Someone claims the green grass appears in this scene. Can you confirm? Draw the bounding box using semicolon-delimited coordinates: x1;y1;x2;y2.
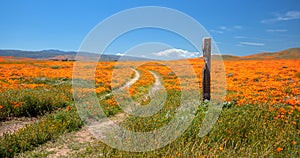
0;85;72;120
2;88;299;157
0;82;126;157
68;103;299;157
0;80;299;157
100;95;122;116
0;109;83;157
50;66;60;69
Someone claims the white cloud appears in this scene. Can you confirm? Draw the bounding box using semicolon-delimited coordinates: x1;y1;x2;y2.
153;48;200;58
219;26;229;30
211;25;243;34
235;36;247;39
116;53;125;56
210;29;224;34
266;29;287;32
239;42;265;46
262;10;300;23
278;11;300;20
233;25;243;29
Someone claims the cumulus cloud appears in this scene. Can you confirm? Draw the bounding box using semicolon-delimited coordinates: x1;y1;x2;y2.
262;10;300;23
239;42;265;46
153;48;200;58
116;53;125;56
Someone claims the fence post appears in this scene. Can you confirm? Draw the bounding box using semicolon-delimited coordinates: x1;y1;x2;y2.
202;38;211;101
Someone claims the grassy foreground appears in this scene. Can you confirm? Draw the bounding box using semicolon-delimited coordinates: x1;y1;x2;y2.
64;104;299;157
11;99;299;157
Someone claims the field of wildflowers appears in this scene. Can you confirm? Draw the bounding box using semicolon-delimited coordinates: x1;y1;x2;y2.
0;58;299;157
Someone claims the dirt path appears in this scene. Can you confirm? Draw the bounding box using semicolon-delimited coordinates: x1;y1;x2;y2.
0;117;39;137
149;71;163;96
16;113;128;158
120;68;140;90
100;68;140;99
17;69;163;157
0;68;140;138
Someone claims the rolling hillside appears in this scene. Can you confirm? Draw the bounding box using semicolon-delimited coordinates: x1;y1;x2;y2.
0;49;155;61
242;48;300;60
0;48;299;61
215;48;300;60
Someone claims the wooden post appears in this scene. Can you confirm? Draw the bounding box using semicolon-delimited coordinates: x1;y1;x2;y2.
202;38;211;101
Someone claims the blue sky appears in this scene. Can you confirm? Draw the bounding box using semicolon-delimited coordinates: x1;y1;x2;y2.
0;0;299;57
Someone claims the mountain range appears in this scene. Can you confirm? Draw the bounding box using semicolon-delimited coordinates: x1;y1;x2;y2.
0;49;154;61
220;48;300;60
0;48;299;61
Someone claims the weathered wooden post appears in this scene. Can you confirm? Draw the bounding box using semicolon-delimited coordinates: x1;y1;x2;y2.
202;38;211;101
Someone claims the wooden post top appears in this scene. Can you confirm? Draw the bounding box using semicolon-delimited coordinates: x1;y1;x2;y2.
202;38;211;53
202;37;211;70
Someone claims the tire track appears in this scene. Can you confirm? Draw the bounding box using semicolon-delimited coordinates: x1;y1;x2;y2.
19;69;164;157
100;68;140;99
149;71;164;96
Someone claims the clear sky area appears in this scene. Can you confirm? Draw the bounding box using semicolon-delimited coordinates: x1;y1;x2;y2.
0;0;299;57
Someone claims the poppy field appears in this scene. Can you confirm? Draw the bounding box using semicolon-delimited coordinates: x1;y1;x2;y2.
0;57;299;157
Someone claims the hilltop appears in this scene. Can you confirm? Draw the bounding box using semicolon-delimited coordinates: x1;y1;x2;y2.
221;48;300;60
0;48;299;61
0;49;154;61
241;48;300;60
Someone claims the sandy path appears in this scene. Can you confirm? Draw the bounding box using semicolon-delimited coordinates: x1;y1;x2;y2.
17;69;163;157
1;69;139;141
100;68;140;99
149;71;163;96
0;117;39;137
120;68;140;90
33;69;142;157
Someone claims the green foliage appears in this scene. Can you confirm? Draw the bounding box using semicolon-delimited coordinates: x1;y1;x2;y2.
0;86;72;120
50;66;60;69
0;110;83;157
74;104;299;157
0;82;298;157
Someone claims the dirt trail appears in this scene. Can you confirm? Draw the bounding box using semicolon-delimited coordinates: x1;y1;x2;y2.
120;68;140;90
149;71;163;96
0;117;39;137
0;68;140;138
100;68;140;99
39;69;144;157
17;69;163;157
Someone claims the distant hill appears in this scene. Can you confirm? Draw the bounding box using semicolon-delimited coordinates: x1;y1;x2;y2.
0;56;34;62
0;48;299;61
213;55;241;60
241;48;300;60
0;49;155;61
217;48;300;60
0;49;75;59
